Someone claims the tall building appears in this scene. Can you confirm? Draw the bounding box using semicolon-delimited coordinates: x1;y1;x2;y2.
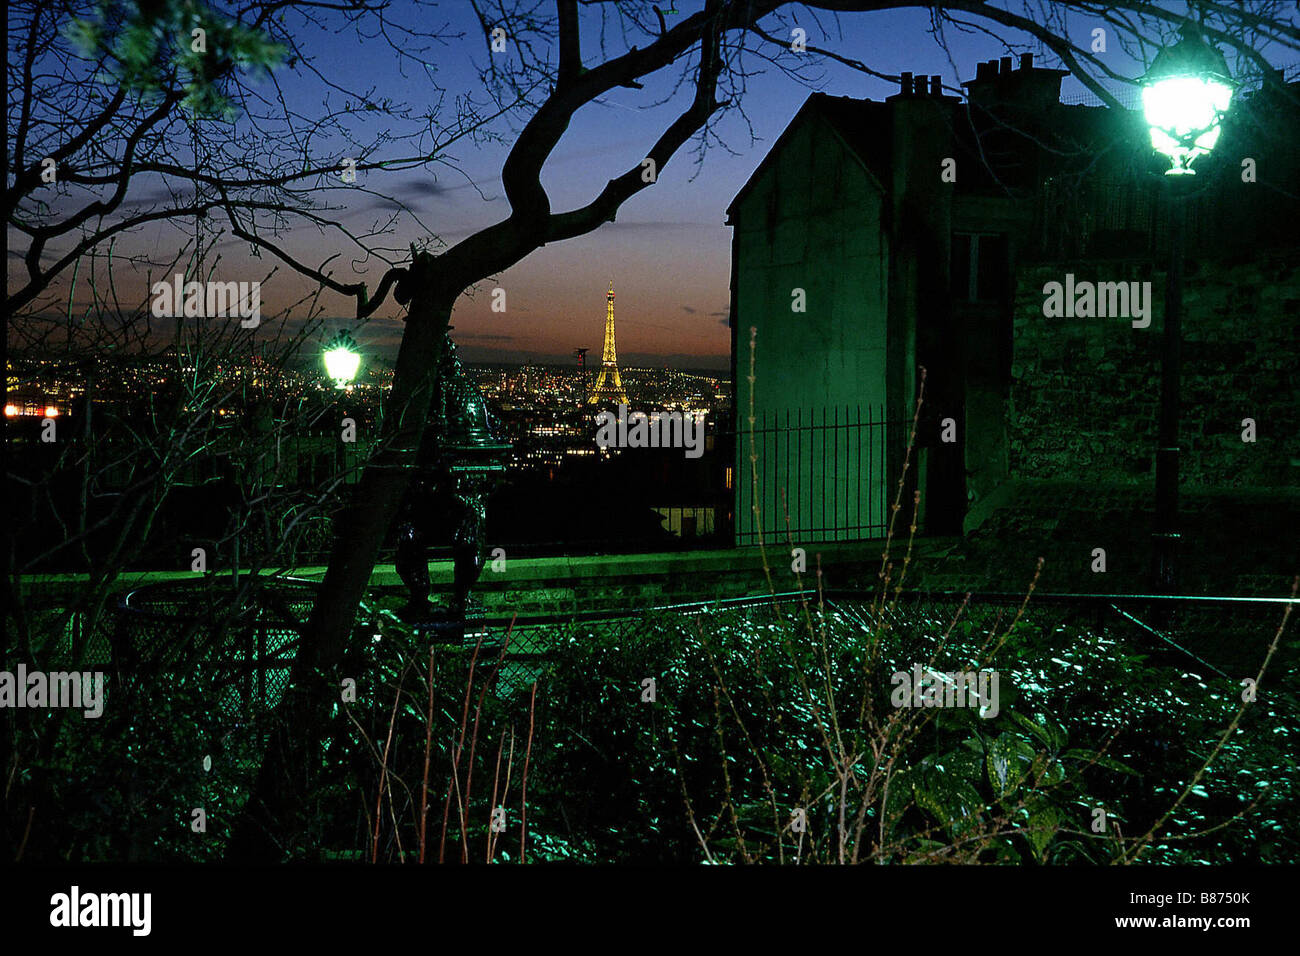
587;281;629;406
728;57;1300;545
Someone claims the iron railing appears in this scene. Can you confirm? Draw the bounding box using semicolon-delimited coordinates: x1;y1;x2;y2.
734;406;900;545
104;582;1295;716
85;580;1297;853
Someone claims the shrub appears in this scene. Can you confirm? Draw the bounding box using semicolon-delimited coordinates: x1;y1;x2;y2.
525;594;1297;864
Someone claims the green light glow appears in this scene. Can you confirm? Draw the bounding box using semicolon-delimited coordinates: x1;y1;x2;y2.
323;335;362;388
1142;75;1232;175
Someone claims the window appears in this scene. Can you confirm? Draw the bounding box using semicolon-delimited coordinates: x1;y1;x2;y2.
951;233;1009;302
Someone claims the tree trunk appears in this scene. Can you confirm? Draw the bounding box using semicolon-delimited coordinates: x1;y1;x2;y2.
229;285;452;861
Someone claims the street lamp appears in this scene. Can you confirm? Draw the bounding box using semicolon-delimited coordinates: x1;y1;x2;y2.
323;331;362;389
1141;24;1233;592
1142;24;1234;176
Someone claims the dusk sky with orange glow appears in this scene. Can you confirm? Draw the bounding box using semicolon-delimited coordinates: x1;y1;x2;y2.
14;2;1288;369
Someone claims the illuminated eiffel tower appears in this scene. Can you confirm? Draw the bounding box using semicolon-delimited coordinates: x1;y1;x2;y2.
587;281;628;406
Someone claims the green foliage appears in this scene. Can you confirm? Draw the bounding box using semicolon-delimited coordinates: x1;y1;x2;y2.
525;599;1297;864
68;0;285;118
306;620;549;864
12;594;1290;865
995;622;1300;864
11;671;256;862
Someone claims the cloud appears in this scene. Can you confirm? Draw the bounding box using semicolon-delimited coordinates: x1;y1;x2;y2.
620;352;730;371
452;332;517;342
405;178;471;198
594;219;719;233
118;184;195;211
350;173;501;214
357;194;410;213
450;344;731;372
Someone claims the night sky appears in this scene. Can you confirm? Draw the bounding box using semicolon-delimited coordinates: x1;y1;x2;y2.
12;2;1290;368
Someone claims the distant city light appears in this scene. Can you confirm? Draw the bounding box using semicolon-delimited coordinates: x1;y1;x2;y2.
7;350;731;481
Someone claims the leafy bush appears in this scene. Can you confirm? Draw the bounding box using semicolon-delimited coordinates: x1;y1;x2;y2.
9;667;259;862
13;592;1290;865
524;596;1297;864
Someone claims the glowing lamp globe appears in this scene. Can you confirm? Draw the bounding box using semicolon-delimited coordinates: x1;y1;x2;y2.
323;332;362;388
1142;25;1233;175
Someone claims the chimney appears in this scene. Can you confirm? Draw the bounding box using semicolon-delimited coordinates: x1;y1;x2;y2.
900;71;913;95
964;54;1067;111
930;75;943;96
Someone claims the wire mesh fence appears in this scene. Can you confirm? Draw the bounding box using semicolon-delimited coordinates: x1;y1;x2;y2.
114;576;320;719
105;580;1294;722
101;577;1296;792
840;589;1293;678
89;577;1294;859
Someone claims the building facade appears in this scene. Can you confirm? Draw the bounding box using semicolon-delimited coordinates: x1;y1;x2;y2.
729;56;1300;545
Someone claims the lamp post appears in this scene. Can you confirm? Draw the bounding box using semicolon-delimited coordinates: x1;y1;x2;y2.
1141;24;1233;592
323;331;362;389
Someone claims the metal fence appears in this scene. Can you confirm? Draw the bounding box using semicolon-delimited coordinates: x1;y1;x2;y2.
734;405;898;545
92;579;1295;799
824;589;1294;678
84;579;1296;860
106;581;1294;714
113;576;317;719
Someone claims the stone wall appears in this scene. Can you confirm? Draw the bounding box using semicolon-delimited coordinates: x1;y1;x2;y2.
1008;248;1300;488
